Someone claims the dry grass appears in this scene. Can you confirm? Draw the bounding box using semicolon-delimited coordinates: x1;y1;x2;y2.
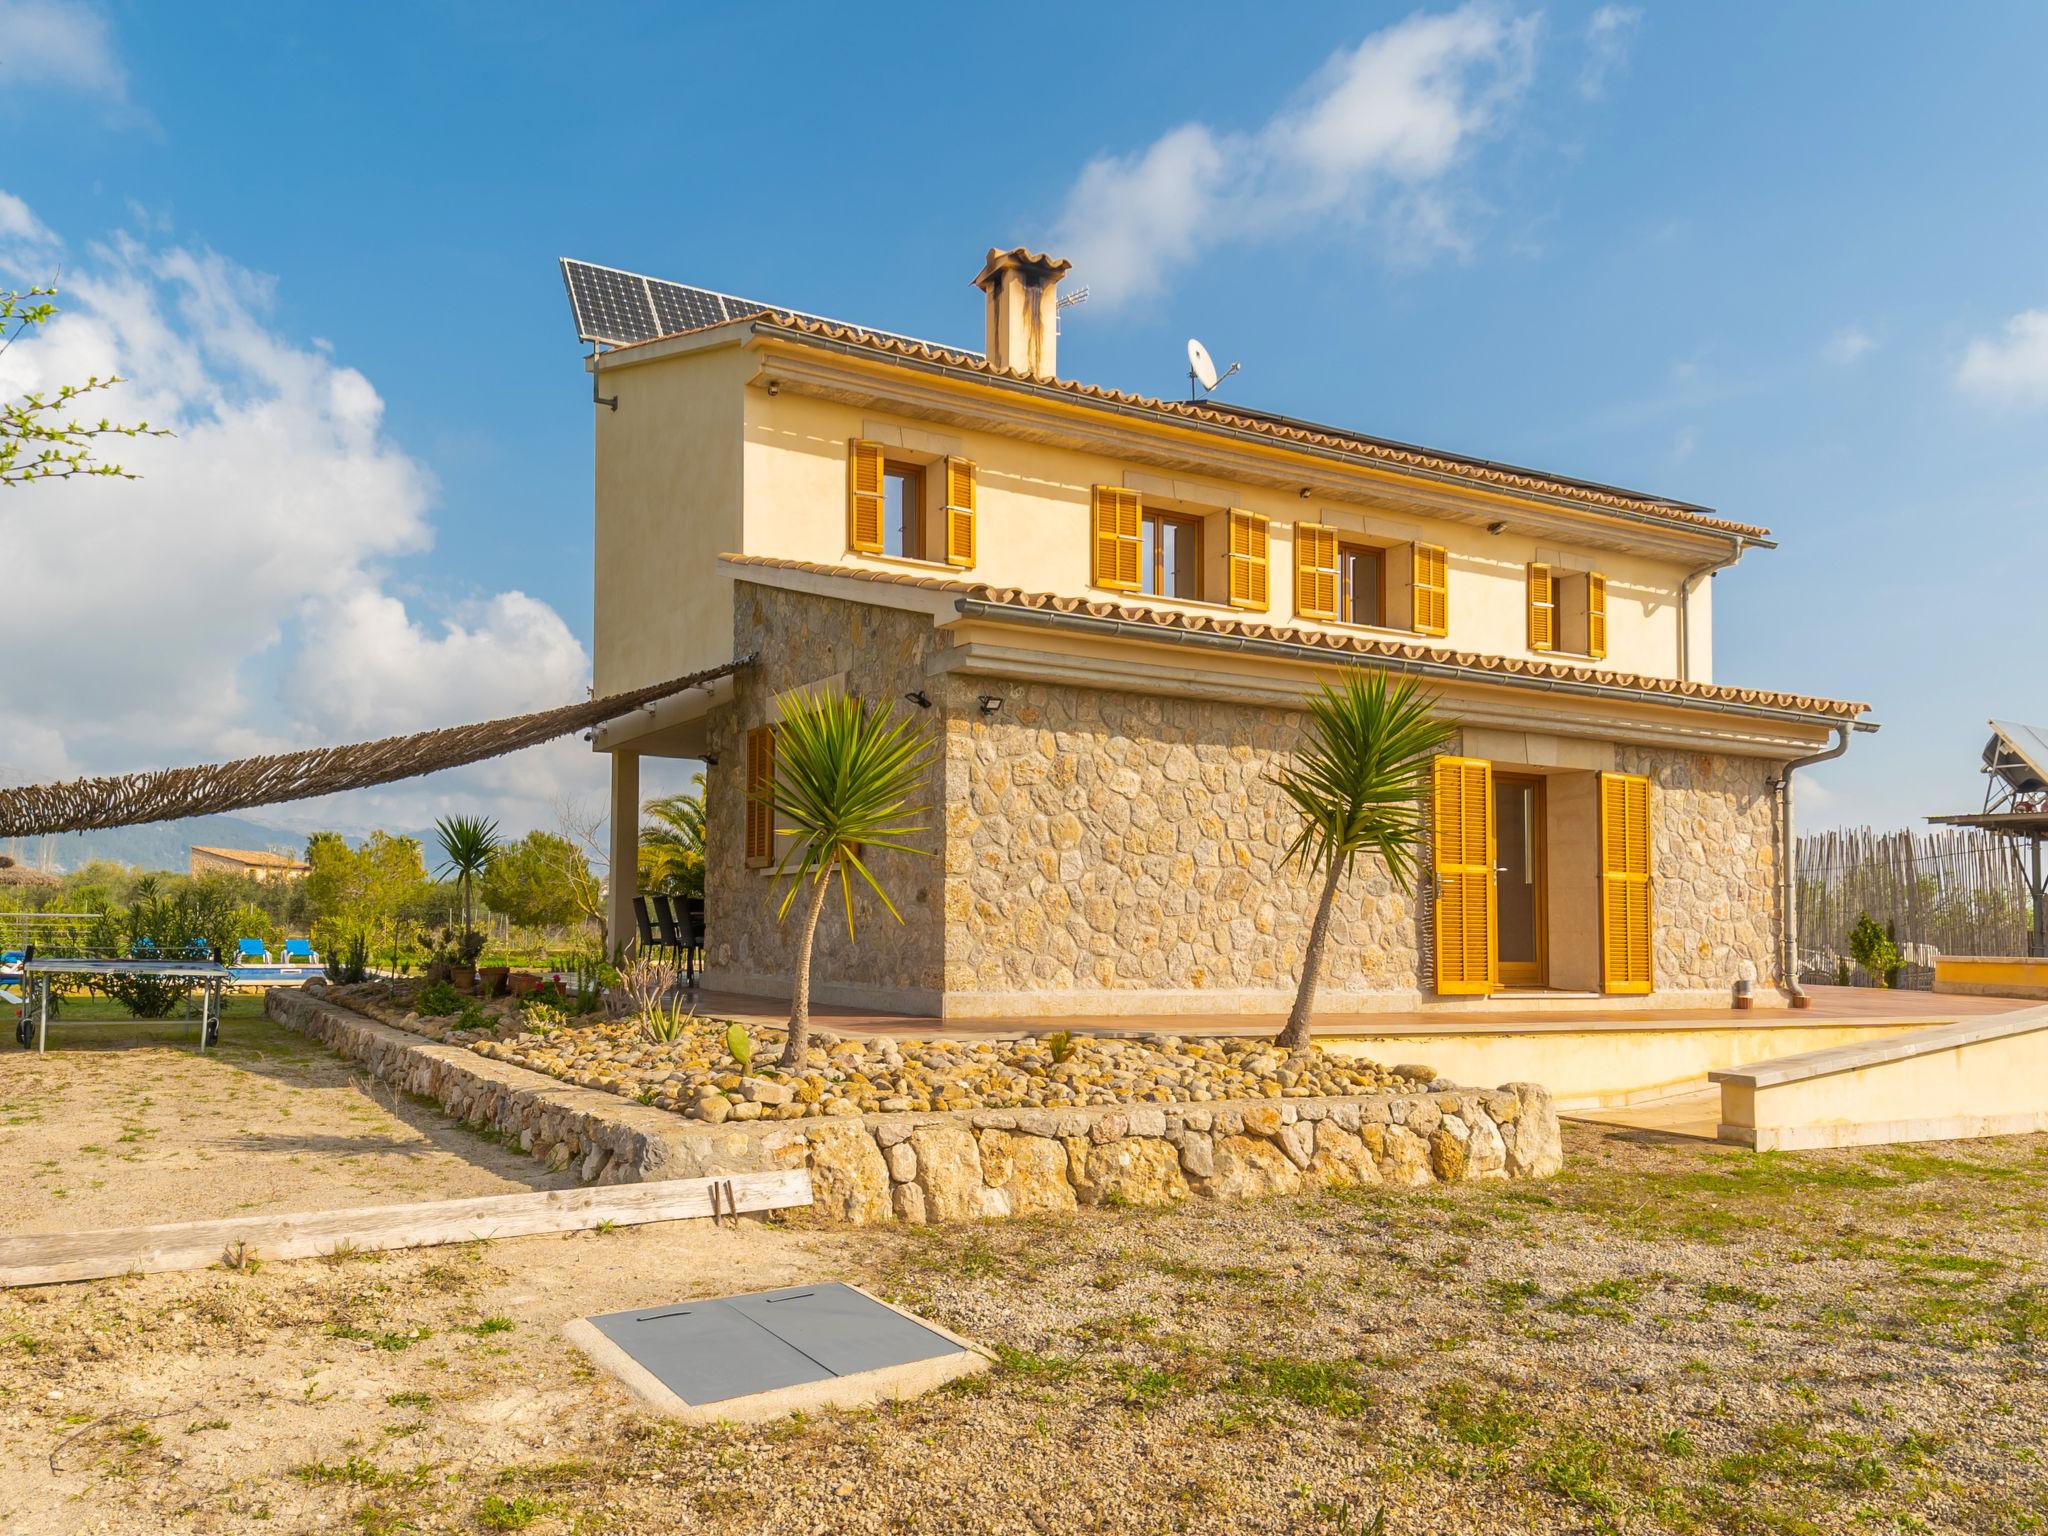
2;1121;2045;1533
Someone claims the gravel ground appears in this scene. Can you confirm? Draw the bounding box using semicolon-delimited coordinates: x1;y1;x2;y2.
2;1118;2044;1534
0;1009;571;1234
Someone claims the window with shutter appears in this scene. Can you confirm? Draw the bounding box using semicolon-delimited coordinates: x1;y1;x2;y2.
1599;771;1652;994
847;440;885;554
744;726;776;868
943;457;976;568
1413;544;1448;636
1294;523;1340;620
1432;755;1496;995
1527;563;1556;652
1225;510;1269;609
1586;572;1607;659
1091;486;1142;591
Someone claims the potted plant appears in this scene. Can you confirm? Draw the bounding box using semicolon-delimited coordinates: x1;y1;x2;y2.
478;953;511;998
451;929;485;993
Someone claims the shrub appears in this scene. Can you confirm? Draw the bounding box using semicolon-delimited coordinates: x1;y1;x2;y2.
415;981;463;1017
1848;913;1902;988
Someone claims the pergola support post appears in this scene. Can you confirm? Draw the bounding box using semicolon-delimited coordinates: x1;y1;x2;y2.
607;749;640;962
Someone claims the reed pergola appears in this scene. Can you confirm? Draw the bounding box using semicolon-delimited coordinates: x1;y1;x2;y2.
0;658;748;838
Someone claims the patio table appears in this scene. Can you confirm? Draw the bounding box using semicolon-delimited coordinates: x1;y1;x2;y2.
14;958;233;1054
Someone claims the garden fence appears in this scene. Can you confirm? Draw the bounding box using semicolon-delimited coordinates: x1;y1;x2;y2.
1796;824;2030;987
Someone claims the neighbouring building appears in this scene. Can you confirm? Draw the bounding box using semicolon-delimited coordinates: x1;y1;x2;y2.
189;845;311;883
568;248;1870;1018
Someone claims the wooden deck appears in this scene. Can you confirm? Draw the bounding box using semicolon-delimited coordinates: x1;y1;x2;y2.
681;985;2031;1042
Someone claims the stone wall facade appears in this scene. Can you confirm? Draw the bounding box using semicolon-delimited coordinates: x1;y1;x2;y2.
702;582;1784;1016
703;585;952;1010
1618;745;1782;995
268;987;1564;1221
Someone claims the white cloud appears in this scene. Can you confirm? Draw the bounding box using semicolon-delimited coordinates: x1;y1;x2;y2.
0;192;604;835
0;1;128;104
1578;5;1641;100
0;189;59;249
1824;325;1875;365
1047;4;1540;304
1956;309;2048;408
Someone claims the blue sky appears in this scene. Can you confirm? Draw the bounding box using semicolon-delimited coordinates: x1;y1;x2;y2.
3;0;2047;839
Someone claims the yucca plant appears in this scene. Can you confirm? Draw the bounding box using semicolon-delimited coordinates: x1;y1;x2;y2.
432;814;501;962
758;689;933;1068
1271;670;1453;1050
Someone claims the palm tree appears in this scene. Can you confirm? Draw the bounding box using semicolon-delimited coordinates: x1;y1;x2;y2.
432;814;501;960
1271;671;1453;1051
758;690;932;1069
639;775;707;897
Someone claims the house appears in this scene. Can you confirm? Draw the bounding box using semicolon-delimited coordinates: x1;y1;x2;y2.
189;845;311;883
570;248;1870;1019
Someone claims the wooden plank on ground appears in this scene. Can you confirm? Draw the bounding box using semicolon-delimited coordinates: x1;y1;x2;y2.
0;1169;812;1289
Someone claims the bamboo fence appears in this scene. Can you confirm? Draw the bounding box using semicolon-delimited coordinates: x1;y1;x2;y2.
1797;824;2030;982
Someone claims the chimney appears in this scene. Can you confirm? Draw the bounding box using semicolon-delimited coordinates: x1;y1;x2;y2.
972;247;1072;381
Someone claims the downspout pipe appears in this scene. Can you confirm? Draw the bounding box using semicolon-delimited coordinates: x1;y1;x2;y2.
1678;537;1746;684
1770;724;1853;1007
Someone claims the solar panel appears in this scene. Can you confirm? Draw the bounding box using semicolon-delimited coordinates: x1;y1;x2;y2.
559;257;975;357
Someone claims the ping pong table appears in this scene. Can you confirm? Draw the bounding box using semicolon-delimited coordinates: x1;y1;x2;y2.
13;957;233;1053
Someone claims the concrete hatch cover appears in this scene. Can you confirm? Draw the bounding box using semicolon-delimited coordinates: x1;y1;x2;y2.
565;1282;988;1423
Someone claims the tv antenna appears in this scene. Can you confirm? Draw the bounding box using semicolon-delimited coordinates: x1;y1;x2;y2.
1055;285;1088;337
1187;337;1240;403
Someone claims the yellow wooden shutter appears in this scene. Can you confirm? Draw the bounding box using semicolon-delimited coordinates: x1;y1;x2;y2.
744;726;776;867
1586;572;1608;659
1599;771;1653;994
1092;486;1141;590
847;440;885;554
943;457;976;568
1432;755;1496;995
1413;543;1448;636
1527;563;1555;652
1294;523;1339;620
1226;510;1269;610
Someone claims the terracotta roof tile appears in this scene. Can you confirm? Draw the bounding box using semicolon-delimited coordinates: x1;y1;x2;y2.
720;553;1867;722
619;309;1769;541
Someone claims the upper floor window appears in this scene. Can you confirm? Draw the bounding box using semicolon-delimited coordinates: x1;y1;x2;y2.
1528;563;1607;659
848;439;976;568
883;461;924;560
1297;525;1445;637
1143;510;1201;599
1339;542;1384;628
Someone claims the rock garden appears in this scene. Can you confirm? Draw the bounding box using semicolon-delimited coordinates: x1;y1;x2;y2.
276;980;1564;1225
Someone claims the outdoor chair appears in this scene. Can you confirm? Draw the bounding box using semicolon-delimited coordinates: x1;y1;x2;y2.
282;939;317;966
651;894;687;979
237;937;269;965
683;897;705;987
633;895;657;958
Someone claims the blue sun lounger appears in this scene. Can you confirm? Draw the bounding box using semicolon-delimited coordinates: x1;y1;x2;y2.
282;938;318;965
237;937;270;964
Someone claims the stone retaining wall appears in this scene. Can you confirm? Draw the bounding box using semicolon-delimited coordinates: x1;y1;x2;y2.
268;987;1562;1223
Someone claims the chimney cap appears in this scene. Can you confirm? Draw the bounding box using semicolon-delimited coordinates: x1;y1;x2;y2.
972;246;1073;294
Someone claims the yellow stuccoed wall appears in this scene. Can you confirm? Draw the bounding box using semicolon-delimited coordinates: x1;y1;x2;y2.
744;384;1704;682
592;339;1722;696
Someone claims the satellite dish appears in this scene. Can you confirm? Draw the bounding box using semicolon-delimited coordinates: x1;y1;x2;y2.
1187;337;1220;393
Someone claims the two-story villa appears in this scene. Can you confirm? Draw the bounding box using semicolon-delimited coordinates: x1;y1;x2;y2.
567;249;1869;1019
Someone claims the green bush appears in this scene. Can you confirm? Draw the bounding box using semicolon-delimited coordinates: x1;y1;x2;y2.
1848;912;1902;988
415;980;463;1017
